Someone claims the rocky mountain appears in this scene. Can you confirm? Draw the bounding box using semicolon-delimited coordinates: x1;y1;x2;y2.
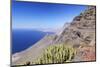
53;6;96;46
12;6;96;66
52;6;96;61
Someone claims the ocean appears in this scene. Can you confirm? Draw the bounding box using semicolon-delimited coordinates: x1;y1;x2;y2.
12;29;50;54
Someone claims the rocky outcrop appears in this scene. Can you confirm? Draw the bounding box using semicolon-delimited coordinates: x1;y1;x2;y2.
53;6;96;47
51;6;96;62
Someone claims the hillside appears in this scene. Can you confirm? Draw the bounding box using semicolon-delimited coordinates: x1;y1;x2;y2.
12;6;96;66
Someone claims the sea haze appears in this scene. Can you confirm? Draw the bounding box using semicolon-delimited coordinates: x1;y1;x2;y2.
12;29;54;54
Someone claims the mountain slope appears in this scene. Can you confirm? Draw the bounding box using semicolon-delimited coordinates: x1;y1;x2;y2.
53;6;95;46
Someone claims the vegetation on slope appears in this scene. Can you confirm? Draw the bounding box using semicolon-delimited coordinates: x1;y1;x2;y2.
34;44;76;64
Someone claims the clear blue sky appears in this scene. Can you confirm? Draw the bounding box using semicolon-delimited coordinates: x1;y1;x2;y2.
12;0;88;29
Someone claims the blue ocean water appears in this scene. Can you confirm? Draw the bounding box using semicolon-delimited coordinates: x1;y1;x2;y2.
12;29;49;54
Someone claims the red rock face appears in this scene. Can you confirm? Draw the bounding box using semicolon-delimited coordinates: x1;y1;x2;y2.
80;46;96;61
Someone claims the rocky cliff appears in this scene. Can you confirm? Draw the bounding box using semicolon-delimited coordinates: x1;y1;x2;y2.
53;6;96;46
52;6;96;61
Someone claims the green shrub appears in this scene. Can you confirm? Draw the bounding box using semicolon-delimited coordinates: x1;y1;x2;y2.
34;44;76;64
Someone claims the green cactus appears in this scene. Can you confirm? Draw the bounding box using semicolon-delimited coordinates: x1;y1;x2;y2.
34;44;76;64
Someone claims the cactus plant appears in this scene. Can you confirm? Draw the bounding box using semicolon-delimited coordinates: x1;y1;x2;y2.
34;44;76;64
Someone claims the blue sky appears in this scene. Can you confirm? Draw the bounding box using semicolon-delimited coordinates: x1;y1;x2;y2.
12;0;88;29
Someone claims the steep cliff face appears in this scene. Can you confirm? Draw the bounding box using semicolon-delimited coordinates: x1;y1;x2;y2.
53;6;96;47
12;6;96;65
51;6;96;61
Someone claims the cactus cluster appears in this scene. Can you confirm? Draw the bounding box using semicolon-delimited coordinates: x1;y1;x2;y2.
34;44;76;64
